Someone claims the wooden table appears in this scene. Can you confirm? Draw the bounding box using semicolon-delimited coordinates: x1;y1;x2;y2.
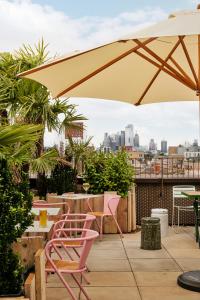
53;193;103;213
25;221;54;239
178;191;200;292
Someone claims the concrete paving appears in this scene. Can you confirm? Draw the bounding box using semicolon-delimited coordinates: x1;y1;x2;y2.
46;227;200;299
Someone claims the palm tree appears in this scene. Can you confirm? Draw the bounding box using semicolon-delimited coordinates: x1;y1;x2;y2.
0;41;86;195
0;41;49;124
65;136;93;175
0;41;86;153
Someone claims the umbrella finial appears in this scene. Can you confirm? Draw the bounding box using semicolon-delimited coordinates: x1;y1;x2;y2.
197;4;200;9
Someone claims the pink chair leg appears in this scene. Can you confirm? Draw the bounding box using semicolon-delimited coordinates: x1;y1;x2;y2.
100;216;103;240
71;273;90;300
57;271;77;300
112;214;124;238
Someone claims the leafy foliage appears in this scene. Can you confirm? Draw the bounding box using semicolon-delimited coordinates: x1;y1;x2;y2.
84;150;134;197
0;159;34;294
48;164;76;195
65;136;93;174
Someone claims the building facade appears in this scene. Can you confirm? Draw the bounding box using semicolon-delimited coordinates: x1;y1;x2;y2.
125;124;134;147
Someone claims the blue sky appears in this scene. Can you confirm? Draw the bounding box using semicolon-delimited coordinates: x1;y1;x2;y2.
0;0;199;147
33;0;196;18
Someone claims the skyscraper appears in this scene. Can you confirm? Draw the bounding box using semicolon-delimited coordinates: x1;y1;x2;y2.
161;140;167;153
134;132;139;148
120;131;125;146
149;138;156;151
125;124;134;147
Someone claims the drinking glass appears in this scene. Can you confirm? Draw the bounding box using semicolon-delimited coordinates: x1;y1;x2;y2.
83;182;90;194
39;209;47;227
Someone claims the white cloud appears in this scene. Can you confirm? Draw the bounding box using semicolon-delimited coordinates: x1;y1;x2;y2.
0;0;198;147
0;0;167;53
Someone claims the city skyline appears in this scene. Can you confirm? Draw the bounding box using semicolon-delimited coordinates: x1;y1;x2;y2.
101;123;199;152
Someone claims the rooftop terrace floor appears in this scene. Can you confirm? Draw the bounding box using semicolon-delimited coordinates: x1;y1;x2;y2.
46;227;200;300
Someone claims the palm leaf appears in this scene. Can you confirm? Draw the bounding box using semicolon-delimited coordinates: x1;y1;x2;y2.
0;124;42;146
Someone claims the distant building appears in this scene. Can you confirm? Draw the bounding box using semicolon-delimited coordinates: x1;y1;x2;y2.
184;140;200;159
149;138;156;151
102;124;140;152
184;151;200;159
168;146;178;155
134;133;139;148
65;122;83;139
177;145;185;155
120;131;125;146
127;151;144;160
59;141;65;157
161;140;167;153
125;124;134;147
103;133;110;147
115;133;121;147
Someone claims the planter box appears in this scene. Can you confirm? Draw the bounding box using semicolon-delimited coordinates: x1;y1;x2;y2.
24;249;46;300
56;187;136;233
13;236;44;269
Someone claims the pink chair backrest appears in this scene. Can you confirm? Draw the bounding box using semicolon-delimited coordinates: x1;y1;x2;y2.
45;229;98;270
78;229;99;269
103;193;120;215
33;201;70;214
53;214;96;239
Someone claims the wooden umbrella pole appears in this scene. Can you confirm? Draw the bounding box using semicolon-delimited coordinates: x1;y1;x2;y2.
199;94;200;145
197;33;200;144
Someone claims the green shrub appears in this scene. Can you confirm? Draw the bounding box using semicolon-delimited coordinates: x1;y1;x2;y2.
84;150;134;197
48;164;76;195
0;159;33;295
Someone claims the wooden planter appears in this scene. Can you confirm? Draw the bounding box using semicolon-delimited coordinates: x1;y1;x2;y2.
13;237;46;300
47;187;136;233
23;249;46;300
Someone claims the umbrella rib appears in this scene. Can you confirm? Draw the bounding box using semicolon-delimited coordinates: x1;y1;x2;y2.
134;39;196;90
169;57;195;85
178;36;198;87
135;38;184;106
134;50;195;92
18;42;128;77
56;37;157;98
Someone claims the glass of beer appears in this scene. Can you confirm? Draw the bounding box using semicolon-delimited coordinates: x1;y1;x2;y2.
39;209;47;227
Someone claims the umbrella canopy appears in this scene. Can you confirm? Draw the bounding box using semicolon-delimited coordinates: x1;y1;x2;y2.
19;6;200;107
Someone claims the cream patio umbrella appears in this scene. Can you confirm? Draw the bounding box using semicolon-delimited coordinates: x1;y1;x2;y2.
19;6;200;112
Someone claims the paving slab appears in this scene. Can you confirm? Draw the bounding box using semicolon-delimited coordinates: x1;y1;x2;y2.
134;271;182;287
139;286;200;300
130;258;181;272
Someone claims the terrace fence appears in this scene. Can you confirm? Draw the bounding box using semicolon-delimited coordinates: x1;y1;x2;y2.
133;157;200;226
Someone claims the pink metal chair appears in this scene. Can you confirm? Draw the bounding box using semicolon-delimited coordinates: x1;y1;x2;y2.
87;194;123;240
52;214;96;260
51;214;96;283
45;228;99;300
33;200;70;215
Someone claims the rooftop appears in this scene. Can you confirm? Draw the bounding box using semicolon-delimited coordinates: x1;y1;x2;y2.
46;227;200;300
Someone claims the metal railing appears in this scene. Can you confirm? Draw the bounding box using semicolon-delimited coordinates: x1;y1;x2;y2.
132;157;200;179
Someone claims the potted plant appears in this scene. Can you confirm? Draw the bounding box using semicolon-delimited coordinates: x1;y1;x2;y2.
83;150;134;197
83;150;134;233
0;159;33;297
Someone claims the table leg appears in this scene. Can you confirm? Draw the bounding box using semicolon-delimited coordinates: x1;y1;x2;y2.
193;200;199;244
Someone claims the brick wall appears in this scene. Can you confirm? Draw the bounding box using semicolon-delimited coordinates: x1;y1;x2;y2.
135;178;200;225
